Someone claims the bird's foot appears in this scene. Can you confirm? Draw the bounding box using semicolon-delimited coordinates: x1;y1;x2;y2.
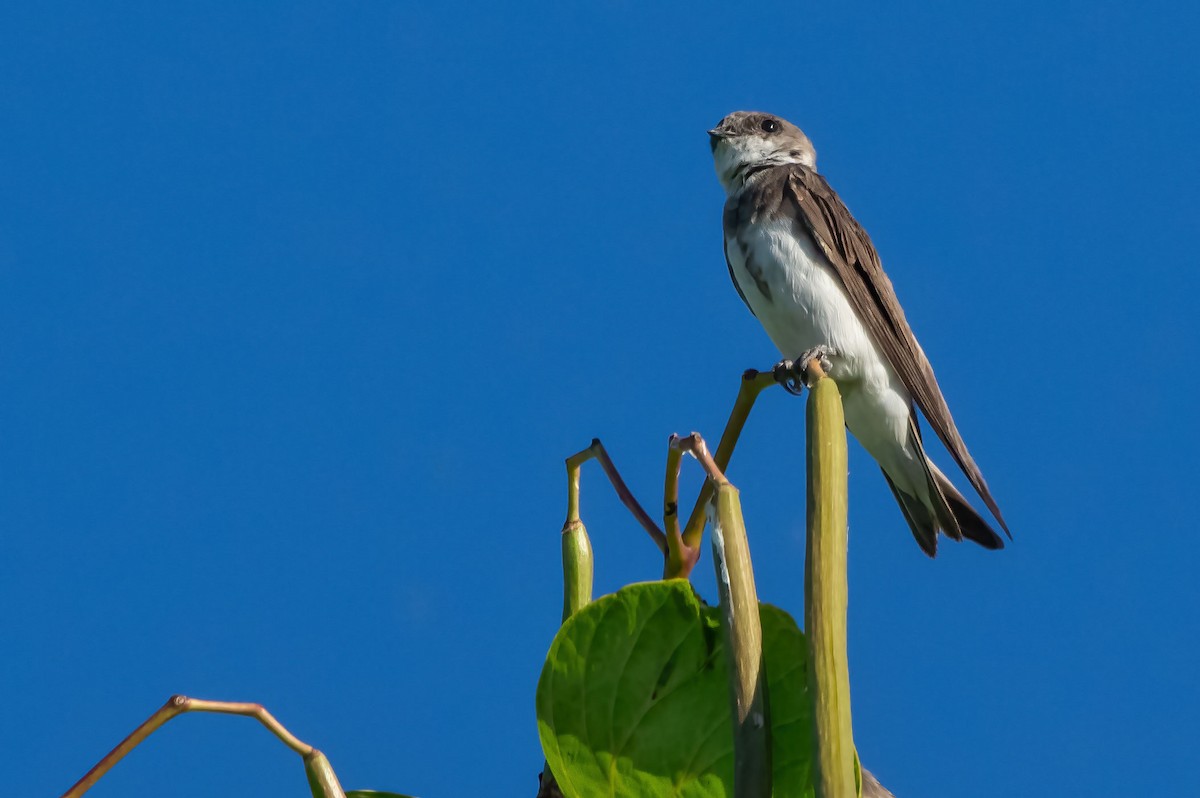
772;346;838;395
798;345;837;382
772;359;806;396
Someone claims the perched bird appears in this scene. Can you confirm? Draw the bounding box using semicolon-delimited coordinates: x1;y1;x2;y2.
709;111;1009;555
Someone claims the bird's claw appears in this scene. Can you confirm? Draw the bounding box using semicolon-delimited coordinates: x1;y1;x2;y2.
772;359;806;396
772;346;838;396
798;345;837;381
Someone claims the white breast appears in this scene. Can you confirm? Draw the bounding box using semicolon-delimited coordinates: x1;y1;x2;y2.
727;214;926;489
726;216;887;384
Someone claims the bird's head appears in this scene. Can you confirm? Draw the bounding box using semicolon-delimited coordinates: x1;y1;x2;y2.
708;111;816;195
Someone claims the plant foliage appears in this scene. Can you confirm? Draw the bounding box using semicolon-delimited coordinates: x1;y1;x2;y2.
537;580;817;798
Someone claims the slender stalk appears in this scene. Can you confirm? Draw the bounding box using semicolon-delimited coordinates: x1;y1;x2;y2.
663;443;683;546
60;696;188;798
672;433;770;798
181;698;313;754
565;443;591;526
662;439;694;578
60;695;343;798
569;438;666;555
681;370;776;551
804;374;857;798
562;444;596;621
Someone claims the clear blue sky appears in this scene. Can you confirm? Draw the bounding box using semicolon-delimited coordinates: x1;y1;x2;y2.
3;2;1197;796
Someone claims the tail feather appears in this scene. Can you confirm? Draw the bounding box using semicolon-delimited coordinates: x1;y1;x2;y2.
881;468;939;557
930;464;1005;551
913;435;963;542
883;419;1006;555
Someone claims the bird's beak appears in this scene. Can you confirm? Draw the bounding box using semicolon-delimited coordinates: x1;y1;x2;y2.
708;128;727;153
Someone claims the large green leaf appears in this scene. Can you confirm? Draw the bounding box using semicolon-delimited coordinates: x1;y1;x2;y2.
537;580;815;798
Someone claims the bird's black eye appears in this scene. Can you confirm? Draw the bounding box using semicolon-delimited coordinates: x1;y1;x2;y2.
760;118;779;133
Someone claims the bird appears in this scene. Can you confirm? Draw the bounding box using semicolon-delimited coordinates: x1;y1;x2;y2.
708;110;1009;556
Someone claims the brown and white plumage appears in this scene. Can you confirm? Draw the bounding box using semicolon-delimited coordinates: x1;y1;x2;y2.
710;110;1009;555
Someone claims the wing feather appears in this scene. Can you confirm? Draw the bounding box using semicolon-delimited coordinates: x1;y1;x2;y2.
782;166;1009;534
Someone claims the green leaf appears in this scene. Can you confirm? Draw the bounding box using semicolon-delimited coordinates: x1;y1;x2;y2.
537;580;815;798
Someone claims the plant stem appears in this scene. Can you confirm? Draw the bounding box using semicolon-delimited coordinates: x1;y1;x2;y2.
562;444;596;621
672;433;770;798
304;750;348;798
60;695;344;798
662;438;695;578
568;438;666;555
681;370;776;551
804;374;857;798
561;517;593;622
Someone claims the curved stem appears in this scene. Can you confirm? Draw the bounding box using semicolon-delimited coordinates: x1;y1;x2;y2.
568;438;666;555
60;695;337;798
681;370;776;550
662;441;689;578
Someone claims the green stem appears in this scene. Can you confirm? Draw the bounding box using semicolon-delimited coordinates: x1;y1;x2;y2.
712;483;771;798
804;376;858;798
673;432;770;797
681;370;775;551
562;443;598;621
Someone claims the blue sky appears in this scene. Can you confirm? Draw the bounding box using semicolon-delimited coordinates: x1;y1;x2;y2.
3;2;1198;796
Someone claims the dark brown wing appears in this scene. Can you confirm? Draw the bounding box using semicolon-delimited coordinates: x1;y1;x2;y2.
782;165;1009;534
